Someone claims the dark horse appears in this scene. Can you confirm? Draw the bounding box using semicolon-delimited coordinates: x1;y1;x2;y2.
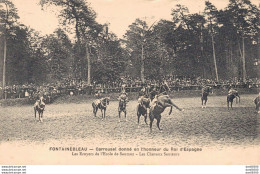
118;99;127;122
149;95;183;132
137;97;150;127
92;97;110;120
34;97;45;122
201;86;212;108
254;95;260;113
227;90;240;110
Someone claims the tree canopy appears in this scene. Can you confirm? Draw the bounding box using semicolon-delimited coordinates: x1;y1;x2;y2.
0;0;259;86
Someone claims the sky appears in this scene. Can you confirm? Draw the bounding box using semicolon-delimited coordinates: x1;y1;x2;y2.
11;0;260;38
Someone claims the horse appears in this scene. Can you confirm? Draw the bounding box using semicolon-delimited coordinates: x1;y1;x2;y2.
92;97;110;120
227;90;240;110
149;95;183;132
254;95;260;113
34;96;45;122
137;97;150;126
118;99;127;122
201;86;212;108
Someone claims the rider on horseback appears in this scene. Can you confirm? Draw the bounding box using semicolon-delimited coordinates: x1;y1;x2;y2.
228;87;237;95
138;85;147;107
93;97;109;109
151;80;171;108
118;91;128;103
118;91;128;122
227;85;240;103
159;80;170;95
149;87;158;101
201;84;212;108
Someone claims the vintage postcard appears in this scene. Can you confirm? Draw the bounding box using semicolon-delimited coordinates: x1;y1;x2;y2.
0;0;259;165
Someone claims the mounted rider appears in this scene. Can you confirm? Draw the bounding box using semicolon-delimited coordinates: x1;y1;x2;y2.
149;87;158;101
201;84;212;95
138;84;147;107
228;85;240;100
121;83;126;93
118;91;128;103
93;97;109;109
228;86;238;95
159;80;170;95
151;80;170;107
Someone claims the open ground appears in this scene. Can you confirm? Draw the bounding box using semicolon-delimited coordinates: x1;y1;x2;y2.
0;94;259;148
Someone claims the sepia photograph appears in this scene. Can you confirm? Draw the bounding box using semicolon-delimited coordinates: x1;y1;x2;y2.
0;0;259;166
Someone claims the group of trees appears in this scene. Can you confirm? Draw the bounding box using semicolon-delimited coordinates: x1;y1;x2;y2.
0;0;127;86
0;0;259;87
124;0;259;82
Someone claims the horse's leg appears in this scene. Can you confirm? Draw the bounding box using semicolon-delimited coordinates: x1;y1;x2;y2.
40;111;43;122
257;102;260;113
144;114;148;125
231;101;233;109
137;111;140;123
237;96;240;104
125;110;127;122
137;113;141;127
156;115;162;131
34;108;37;121
204;97;207;108
227;97;229;110
92;104;97;117
118;110;121;122
201;97;204;108
95;108;98;117
100;109;103;120
104;108;106;120
149;114;154;133
168;100;182;111
38;111;41;122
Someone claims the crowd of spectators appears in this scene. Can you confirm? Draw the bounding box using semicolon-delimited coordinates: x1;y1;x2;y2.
0;79;91;101
0;76;259;100
95;75;260;89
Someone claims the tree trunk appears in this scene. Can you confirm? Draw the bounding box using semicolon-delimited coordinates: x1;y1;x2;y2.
86;44;91;85
242;37;246;82
211;34;219;82
3;36;6;89
141;44;145;83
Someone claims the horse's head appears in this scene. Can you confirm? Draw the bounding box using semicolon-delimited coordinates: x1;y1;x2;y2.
39;104;45;110
38;97;46;110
